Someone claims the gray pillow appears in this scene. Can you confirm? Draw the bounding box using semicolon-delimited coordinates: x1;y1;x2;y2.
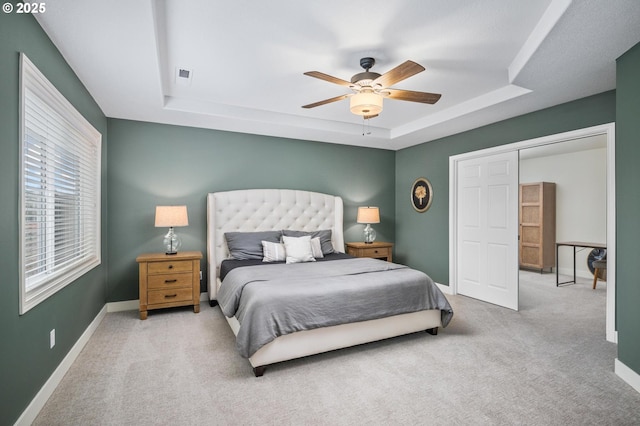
225;230;282;260
282;229;334;254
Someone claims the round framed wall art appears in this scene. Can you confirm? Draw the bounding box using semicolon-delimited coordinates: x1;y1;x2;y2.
411;177;433;212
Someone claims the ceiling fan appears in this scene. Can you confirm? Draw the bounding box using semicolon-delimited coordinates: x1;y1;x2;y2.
302;57;441;119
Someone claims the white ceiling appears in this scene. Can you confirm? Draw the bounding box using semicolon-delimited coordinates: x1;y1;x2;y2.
35;0;640;151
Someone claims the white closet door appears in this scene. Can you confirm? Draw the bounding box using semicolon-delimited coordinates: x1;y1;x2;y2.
456;151;519;310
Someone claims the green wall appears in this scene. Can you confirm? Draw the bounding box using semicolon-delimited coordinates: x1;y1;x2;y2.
394;91;616;283
106;119;396;302
0;10;108;426
616;42;640;375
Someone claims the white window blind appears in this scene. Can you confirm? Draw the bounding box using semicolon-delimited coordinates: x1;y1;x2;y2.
19;53;101;314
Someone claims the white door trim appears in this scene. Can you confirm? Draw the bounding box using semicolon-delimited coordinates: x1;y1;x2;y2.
449;122;616;343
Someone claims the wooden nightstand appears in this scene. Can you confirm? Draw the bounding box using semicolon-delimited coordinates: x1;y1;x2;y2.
136;251;202;320
346;242;394;262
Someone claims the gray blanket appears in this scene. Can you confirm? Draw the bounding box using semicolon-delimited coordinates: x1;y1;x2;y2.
218;258;453;358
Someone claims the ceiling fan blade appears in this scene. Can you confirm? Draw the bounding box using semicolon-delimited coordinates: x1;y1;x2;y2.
373;60;425;88
302;94;350;109
303;71;353;87
384;88;441;104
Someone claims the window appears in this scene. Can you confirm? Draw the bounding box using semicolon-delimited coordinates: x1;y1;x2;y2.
19;53;102;314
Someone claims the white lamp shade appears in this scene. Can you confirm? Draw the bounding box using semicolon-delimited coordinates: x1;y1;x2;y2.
350;92;383;116
155;205;189;227
357;206;380;224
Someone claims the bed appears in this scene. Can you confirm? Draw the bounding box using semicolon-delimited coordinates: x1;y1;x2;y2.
207;189;453;376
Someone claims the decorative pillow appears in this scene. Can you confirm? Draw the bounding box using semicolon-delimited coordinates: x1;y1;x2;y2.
310;237;324;259
224;230;282;260
282;235;316;264
282;229;334;254
262;240;286;262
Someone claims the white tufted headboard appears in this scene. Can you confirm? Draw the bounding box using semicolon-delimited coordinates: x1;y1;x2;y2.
206;189;344;301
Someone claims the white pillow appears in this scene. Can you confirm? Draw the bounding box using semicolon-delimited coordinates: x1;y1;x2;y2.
283;235;316;264
310;237;324;258
262;240;286;262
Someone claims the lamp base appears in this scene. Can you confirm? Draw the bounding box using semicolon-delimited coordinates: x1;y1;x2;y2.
163;227;182;255
363;224;377;244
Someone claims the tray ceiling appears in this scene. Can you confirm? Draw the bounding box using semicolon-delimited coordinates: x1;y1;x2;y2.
36;0;640;150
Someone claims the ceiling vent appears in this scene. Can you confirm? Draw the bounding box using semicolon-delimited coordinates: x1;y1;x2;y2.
175;67;193;86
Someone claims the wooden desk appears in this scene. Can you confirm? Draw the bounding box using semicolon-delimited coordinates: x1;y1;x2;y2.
555;241;606;286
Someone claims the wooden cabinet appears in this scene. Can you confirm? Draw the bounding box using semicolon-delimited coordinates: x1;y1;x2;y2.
519;182;556;272
346;242;393;262
136;251;202;320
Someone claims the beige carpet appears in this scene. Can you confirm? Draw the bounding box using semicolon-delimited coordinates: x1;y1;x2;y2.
34;271;640;425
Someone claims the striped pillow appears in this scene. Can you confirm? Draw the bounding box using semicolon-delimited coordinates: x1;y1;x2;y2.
261;240;286;262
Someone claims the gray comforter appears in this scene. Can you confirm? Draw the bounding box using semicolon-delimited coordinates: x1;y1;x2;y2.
218;258;453;358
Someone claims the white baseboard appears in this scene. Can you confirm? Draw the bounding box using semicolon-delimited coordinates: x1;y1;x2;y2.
556;267;595;280
14;305;107;426
106;299;138;312
615;358;640;395
520;267;594;280
435;282;452;295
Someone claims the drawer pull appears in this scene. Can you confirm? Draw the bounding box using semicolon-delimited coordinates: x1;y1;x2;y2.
164;279;177;283
165;294;178;298
168;265;174;269
374;250;379;253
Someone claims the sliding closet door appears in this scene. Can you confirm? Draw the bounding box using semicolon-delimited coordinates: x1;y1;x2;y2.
456;151;519;310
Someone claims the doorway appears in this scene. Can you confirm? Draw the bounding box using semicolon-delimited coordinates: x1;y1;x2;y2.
520;135;607;281
449;123;616;343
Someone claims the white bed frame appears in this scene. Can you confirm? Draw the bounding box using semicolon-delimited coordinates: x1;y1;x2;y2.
207;189;442;375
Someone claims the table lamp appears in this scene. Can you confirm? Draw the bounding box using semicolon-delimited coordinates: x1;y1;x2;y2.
154;205;189;254
357;206;380;244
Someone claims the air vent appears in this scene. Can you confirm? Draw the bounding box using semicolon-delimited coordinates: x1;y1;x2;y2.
175;67;193;86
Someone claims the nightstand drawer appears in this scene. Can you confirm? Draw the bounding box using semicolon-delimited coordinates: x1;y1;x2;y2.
345;242;393;262
148;272;193;290
147;287;193;305
148;260;193;274
360;247;390;258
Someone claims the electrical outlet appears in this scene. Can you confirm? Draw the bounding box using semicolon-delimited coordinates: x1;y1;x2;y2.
200;271;202;281
50;329;55;349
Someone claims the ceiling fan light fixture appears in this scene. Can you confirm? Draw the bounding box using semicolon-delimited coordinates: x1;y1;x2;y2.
303;58;439;114
350;91;383;116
